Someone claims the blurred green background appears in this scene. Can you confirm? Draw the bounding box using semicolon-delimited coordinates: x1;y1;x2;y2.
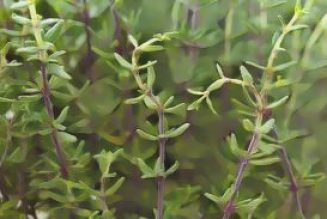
0;0;327;218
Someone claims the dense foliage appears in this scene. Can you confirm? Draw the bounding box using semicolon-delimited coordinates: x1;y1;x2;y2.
0;0;326;218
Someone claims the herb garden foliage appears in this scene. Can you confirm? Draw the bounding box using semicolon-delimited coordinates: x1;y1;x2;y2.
0;0;326;219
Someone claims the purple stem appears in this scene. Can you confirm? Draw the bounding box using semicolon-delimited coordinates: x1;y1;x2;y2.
40;63;69;178
271;127;305;219
222;133;260;219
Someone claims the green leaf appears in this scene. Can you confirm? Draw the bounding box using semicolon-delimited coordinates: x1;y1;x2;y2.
216;63;225;78
147;66;156;88
125;94;146;104
0;97;16;102
250;157;280;166
48;63;72;80
245;61;265;70
94;149;123;176
55;106;69;124
187;96;206;111
18;94;41;102
164;96;174;107
267;96;289;109
12;13;31;25
272;31;280;45
139;45;164;52
45;20;64;43
138;60;157;70
204;186;233;205
144;96;158;110
16;46;39;54
187;89;204;96
264;175;288;191
259;119;275;134
136;129;158;141
228;134;248;158
10;1;29;10
165;161;179;176
206;97;217;115
58;132;77;144
289;24;308;32
128;34;138;48
105;177;125;196
273;61;297;72
240;66;253;84
114;53;132;69
164;103;185;114
237;193;266;213
137;158;155;179
295;0;302;14
207;79;225;92
160;123;190;139
154;158;165;176
242;119;254;132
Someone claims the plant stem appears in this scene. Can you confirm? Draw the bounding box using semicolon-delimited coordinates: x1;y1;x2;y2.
82;0;96;82
271;127;305;219
28;2;69;178
131;51;166;219
157;109;166;219
223;118;262;219
40;63;69;178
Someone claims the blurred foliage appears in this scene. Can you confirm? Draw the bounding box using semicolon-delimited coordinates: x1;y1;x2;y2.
0;0;326;218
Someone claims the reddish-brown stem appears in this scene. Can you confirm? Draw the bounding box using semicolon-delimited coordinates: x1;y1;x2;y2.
157;109;166;219
82;0;96;82
222;132;260;219
271;127;305;219
113;9;128;56
40;63;69;178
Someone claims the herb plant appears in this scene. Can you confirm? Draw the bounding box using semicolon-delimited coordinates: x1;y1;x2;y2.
0;0;326;218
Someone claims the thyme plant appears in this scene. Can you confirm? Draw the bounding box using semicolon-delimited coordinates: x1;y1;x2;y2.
0;0;326;218
115;33;190;219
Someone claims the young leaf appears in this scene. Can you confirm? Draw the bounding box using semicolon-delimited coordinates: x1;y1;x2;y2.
237;193;266;213
164;96;174;107
164;103;185;114
242;119;255;132
137;158;155;179
136;129;158;141
147;66;156;88
55;106;69;124
206;79;225;92
259;119;275;134
105;177;125;196
216;63;225;78
273;60;297;72
144;96;158;110
206;97;217;115
125;94;146;104
114;53;132;69
250;157;280;166
10;1;29;10
45;20;64;43
160;123;190;139
139;45;164;52
228;134;248;158
12;13;31;25
267;96;289;109
128;34;138;48
164;161;179;177
48;64;72;80
240;66;253;84
154;158;165;176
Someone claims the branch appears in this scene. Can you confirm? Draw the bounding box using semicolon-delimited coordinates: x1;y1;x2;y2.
271;127;305;219
40;63;69;178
